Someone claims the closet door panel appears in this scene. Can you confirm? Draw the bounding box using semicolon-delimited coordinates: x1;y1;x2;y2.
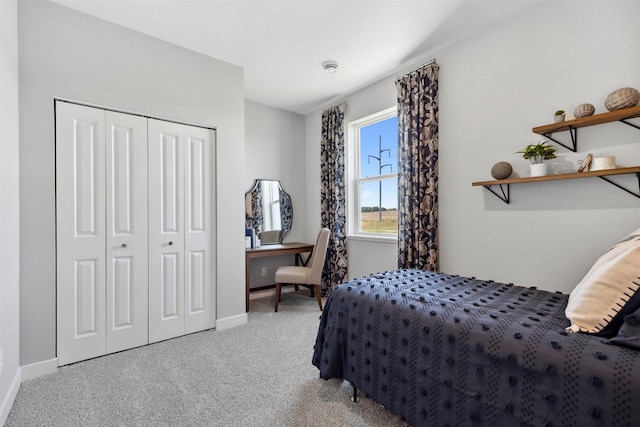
74;260;101;335
185;126;215;333
148;119;185;343
161;252;180;315
105;111;149;353
56;102;106;366
187;251;205;312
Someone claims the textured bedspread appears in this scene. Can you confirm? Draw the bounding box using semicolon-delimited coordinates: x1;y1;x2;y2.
312;269;640;426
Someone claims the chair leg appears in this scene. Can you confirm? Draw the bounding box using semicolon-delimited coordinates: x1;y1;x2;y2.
275;283;281;312
315;285;322;310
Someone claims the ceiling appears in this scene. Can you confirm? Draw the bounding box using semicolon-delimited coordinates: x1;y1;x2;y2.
50;0;543;115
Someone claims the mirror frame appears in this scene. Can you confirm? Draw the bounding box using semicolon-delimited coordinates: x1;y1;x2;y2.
245;179;293;244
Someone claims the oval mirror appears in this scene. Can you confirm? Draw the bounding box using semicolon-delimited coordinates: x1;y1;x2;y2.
245;179;292;245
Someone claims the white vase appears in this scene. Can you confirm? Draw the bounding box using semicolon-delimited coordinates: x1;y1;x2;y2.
530;163;548;177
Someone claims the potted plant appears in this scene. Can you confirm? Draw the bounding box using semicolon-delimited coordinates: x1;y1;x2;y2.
518;141;557;177
554;109;566;123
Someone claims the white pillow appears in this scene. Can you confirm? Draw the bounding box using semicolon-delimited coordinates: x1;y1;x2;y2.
565;227;640;335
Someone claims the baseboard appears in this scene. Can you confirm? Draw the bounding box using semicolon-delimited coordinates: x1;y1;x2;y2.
216;313;247;330
21;357;58;381
250;284;277;292
249;289;274;300
249;286;296;300
0;367;22;425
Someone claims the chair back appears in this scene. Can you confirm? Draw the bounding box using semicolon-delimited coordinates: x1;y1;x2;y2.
307;228;330;285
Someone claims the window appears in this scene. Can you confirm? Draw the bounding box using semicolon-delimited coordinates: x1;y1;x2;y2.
348;107;398;238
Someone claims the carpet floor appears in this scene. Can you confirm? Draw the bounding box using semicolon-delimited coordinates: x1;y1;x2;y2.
6;292;408;426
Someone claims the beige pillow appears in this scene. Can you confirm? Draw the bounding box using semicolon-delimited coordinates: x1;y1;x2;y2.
565;227;640;335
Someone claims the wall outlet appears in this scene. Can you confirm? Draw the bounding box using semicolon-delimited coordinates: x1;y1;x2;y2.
261;267;267;276
0;348;4;376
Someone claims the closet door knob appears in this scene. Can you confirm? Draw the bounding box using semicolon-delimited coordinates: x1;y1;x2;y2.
168;241;174;246
121;243;127;248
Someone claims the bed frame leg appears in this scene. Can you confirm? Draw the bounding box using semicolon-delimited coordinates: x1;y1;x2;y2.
351;386;359;402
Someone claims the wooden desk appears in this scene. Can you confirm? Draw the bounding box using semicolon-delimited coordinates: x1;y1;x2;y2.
245;242;314;311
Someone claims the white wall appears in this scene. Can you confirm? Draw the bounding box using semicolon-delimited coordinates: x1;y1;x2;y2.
305;1;640;292
0;0;22;422
244;101;306;287
18;0;246;366
438;1;640;292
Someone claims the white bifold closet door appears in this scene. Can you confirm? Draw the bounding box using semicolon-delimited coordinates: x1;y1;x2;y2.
56;101;215;366
56;102;148;366
148;119;213;343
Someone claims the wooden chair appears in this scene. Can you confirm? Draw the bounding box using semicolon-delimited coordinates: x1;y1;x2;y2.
274;228;330;312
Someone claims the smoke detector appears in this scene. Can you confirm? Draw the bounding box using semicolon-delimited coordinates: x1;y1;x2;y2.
322;60;340;73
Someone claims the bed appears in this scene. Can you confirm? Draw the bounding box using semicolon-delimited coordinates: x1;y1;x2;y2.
312;268;640;427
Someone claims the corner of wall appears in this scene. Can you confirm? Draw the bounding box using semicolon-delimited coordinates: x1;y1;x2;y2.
1;0;21;420
20;358;57;382
216;313;248;330
0;368;22;426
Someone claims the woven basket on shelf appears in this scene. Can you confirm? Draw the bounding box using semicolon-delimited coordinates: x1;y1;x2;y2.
604;87;640;111
574;103;595;118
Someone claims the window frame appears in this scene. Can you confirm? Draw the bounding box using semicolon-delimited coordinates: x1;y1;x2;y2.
346;106;398;242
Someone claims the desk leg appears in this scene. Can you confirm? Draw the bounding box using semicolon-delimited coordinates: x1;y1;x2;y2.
245;255;250;312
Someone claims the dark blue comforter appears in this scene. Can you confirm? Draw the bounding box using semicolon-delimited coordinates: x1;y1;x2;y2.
312;269;640;426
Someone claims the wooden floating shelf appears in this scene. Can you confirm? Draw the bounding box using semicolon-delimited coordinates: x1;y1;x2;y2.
532;105;640;135
531;105;640;152
472;166;640;204
472;166;640;187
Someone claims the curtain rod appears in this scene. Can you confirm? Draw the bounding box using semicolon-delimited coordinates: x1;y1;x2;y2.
397;58;437;78
322;100;347;114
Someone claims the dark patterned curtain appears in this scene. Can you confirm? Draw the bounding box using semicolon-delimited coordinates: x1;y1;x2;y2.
320;102;348;295
245;180;264;233
396;62;439;271
279;189;293;234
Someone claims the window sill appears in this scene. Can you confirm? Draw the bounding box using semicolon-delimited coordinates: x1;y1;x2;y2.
347;234;398;244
